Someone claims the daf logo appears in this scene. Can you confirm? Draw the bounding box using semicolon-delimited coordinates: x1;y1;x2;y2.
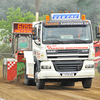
47;50;56;53
82;49;88;52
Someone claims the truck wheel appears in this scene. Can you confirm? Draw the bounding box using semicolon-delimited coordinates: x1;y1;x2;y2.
35;67;45;89
82;78;92;88
61;81;75;86
97;61;100;66
24;73;30;85
24;73;35;86
24;67;35;86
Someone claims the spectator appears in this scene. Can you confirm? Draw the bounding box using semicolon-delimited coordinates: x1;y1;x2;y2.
19;39;28;48
77;28;82;38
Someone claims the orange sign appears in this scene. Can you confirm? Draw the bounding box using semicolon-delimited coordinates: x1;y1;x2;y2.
82;15;85;20
13;23;32;34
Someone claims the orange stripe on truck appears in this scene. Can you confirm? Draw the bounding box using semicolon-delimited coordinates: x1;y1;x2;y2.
27;74;34;77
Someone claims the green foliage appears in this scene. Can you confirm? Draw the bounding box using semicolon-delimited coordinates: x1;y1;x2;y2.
39;15;46;21
17;62;25;76
95;72;100;76
0;8;30;41
0;7;48;41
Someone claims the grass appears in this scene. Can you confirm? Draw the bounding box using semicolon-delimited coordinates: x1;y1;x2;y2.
95;69;100;76
95;72;100;76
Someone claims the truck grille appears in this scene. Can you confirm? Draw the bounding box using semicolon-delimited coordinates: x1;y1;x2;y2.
58;49;81;54
52;60;83;72
47;49;89;60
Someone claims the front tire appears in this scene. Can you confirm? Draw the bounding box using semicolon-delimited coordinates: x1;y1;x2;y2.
24;73;30;85
35;67;45;89
82;78;92;88
24;66;35;86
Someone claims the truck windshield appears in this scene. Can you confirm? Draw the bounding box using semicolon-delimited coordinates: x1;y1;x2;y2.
42;25;92;44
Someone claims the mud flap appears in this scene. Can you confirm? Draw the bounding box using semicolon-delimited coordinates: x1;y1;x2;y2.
24;51;35;79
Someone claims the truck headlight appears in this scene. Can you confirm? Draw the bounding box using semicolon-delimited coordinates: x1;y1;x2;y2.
85;64;94;68
41;65;51;69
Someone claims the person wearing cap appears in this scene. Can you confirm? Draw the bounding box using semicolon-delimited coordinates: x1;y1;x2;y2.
77;28;86;39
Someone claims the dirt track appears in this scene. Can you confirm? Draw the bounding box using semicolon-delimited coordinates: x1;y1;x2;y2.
0;66;100;100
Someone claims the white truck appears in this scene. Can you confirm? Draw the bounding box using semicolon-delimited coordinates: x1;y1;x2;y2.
24;12;95;89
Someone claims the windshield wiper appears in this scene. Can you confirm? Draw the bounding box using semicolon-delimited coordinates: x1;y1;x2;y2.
52;40;64;44
43;40;64;44
73;39;87;43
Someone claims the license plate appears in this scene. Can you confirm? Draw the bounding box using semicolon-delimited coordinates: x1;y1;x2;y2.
62;73;74;76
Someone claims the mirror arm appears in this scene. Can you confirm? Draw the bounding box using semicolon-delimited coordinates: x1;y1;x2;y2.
34;22;41;27
94;39;99;44
34;40;40;45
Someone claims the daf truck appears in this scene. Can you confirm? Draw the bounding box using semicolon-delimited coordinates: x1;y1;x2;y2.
24;11;95;89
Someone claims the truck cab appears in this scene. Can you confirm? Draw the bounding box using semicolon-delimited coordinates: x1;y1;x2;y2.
26;12;95;89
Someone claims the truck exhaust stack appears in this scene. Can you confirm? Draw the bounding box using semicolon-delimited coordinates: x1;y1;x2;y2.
35;0;41;22
36;12;39;22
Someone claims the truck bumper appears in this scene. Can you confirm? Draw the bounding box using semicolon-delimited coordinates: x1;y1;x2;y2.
38;70;95;79
38;60;95;79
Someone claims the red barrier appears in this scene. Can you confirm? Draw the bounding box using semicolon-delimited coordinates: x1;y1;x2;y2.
7;61;17;81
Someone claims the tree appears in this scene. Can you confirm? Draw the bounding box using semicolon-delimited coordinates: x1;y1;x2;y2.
0;7;36;41
76;0;100;40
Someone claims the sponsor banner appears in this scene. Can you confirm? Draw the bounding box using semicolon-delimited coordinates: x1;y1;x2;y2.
51;13;80;20
46;45;88;50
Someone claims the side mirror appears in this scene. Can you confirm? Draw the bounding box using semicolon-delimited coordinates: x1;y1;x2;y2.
96;26;100;38
32;27;37;36
32;36;37;40
34;27;37;35
32;27;37;40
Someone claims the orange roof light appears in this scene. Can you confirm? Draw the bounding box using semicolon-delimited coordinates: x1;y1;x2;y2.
51;11;53;13
69;11;71;13
60;11;62;13
64;11;66;13
85;21;88;22
46;15;50;21
77;11;80;13
82;15;85;20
